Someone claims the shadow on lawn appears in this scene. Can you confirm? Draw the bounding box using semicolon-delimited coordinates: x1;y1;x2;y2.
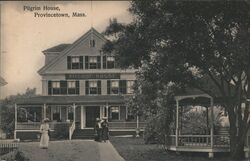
110;136;230;161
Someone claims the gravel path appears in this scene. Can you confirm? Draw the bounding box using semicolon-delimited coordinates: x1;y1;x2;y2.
19;140;124;161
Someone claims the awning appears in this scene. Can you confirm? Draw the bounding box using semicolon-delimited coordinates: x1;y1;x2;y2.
15;95;130;105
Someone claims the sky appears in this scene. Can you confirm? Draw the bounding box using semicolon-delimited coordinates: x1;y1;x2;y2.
0;1;132;99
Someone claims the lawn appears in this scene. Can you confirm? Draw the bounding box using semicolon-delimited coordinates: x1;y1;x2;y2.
110;136;230;161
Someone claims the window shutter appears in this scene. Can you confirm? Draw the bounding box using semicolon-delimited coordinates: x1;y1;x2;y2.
103;56;106;69
85;80;89;95
76;81;79;94
85;56;89;69
97;80;101;95
67;56;72;69
60;80;67;95
48;81;52;95
80;56;83;69
107;80;111;94
119;80;127;94
97;56;101;69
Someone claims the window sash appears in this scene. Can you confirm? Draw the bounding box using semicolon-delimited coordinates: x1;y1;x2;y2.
127;80;134;94
68;81;76;88
89;57;97;63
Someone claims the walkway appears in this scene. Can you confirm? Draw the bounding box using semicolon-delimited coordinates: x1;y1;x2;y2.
19;140;125;161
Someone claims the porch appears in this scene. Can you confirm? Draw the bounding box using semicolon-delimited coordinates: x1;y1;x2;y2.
14;95;146;140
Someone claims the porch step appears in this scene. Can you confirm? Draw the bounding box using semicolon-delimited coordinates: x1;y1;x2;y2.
72;129;95;140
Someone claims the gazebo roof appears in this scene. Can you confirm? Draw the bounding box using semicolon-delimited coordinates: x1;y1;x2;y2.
15;95;129;105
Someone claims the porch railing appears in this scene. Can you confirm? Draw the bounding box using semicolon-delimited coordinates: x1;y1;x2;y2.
69;121;75;140
109;122;146;129
16;122;72;130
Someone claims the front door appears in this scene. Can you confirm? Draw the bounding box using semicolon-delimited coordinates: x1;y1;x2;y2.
86;106;100;127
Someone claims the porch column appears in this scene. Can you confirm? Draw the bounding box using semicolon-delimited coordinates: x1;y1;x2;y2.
136;112;140;137
43;104;47;119
106;104;109;118
73;103;76;122
176;99;179;147
14;104;17;140
80;105;85;129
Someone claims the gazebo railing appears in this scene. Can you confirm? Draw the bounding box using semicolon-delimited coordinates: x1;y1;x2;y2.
167;134;230;147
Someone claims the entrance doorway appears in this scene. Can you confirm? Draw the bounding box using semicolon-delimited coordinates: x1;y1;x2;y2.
85;106;100;127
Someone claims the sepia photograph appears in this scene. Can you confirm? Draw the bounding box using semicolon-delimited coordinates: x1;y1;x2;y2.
0;1;249;161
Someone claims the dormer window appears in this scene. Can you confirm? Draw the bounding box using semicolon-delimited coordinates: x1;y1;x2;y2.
85;56;101;69
67;56;83;69
103;56;115;69
90;39;95;47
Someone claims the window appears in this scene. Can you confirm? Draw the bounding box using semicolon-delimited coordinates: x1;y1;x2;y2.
52;81;60;95
67;107;74;120
52;106;61;121
67;56;83;69
110;106;119;120
85;56;101;69
107;80;127;95
68;81;79;95
111;80;119;94
103;56;115;69
48;81;79;95
107;56;115;69
127;80;134;94
90;39;95;47
85;80;101;95
89;81;98;94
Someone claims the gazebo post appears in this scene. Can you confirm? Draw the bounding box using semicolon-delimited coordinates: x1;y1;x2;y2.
14;104;17;140
176;99;179;147
209;97;214;158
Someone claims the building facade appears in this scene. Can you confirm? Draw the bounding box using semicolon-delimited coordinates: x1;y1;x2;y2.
14;28;145;140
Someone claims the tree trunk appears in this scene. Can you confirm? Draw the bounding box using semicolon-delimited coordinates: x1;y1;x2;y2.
228;102;249;159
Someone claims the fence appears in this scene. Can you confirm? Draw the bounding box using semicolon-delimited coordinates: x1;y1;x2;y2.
0;140;18;156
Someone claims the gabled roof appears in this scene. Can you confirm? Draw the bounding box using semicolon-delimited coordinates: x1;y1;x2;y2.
0;76;7;86
43;44;71;53
38;27;107;75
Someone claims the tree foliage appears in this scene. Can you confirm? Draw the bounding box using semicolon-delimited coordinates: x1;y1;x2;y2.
103;0;250;159
0;88;37;138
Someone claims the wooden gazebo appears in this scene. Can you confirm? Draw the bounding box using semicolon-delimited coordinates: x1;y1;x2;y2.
166;93;250;158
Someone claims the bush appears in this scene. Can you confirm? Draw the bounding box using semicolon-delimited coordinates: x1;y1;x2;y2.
53;123;70;139
1;150;29;161
143;114;171;144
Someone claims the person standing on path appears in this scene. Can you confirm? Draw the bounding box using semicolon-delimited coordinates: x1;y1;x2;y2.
39;118;50;149
101;117;109;142
94;118;102;142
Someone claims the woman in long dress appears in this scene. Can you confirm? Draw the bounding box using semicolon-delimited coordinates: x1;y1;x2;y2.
40;118;50;149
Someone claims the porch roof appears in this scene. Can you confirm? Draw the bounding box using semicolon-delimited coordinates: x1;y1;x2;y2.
15;95;129;105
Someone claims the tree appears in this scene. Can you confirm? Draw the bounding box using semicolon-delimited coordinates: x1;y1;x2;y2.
0;88;37;138
103;1;250;159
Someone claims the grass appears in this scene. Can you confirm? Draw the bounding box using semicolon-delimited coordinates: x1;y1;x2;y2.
110;136;230;161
